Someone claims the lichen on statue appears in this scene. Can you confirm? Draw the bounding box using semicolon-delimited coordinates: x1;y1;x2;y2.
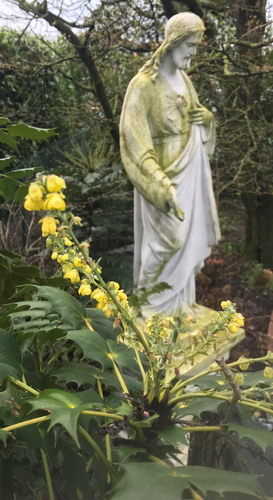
120;12;221;317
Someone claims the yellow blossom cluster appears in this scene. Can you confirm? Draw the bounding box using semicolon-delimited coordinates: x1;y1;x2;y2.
24;174;66;213
220;300;244;334
146;315;175;341
91;282;129;318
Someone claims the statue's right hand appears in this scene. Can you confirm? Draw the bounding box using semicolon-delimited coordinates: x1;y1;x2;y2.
166;186;184;221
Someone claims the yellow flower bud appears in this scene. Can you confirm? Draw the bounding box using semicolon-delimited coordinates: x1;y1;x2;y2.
232;313;244;327
234;373;244;385
117;290;128;302
28;182;43;201
221;300;232;310
72;215;82;225
39;216;58;236
228;322;238;334
108;281;120;290
78;284;92;296
60;254;69;263
73;256;82;266
24;195;44;211
91;288;108;302
64;237;73;247
263;366;273;379
238;357;249;371
51;252;58;260
44;192;66;211
82;264;91;273
64;269;80;284
46;174;66;193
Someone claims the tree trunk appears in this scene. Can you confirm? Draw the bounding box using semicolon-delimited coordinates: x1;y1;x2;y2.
234;0;273;267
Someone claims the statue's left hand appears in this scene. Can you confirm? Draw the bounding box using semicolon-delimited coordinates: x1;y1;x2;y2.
188;103;213;127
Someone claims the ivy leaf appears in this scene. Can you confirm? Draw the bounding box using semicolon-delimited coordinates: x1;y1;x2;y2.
7;123;56;141
229;424;273;452
111;463;262;500
66;329;111;369
36;286;86;329
0;328;21;382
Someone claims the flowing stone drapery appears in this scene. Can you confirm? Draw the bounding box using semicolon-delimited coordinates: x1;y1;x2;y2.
120;70;220;316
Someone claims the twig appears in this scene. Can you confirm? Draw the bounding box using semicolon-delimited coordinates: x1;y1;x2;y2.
216;357;241;423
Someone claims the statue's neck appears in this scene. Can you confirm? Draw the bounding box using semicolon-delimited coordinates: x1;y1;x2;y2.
159;55;188;95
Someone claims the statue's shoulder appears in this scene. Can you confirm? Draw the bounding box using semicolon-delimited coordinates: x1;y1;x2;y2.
127;72;154;95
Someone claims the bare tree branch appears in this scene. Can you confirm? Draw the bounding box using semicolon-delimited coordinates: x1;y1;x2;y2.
16;0;119;146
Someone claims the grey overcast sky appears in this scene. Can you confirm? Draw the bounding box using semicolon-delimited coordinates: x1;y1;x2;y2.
0;0;272;39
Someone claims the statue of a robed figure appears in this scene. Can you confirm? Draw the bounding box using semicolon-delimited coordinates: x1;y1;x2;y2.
120;12;221;317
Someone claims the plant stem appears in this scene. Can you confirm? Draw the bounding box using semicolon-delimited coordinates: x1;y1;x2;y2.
79;425;117;483
97;379;113;483
7;376;40;396
3;415;50;432
111;358;129;394
134;346;148;395
148;455;169;467
170;354;273;395
40;449;55;500
81;410;124;420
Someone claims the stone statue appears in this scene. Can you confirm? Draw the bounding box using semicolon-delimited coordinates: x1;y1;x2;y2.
120;12;220;317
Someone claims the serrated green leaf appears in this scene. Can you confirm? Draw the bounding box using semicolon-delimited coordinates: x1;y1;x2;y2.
5;166;42;179
229;424;273;452
157;425;187;447
50;362;99;386
0;177;18;201
66;329;111;369
111;463;262;500
106;340;137;369
102;372;143;392
48;405;87;445
7;123;56;141
242;371;273;387
0;118;10;125
27;389;83;412
0;328;21;382
0;130;17;148
0;156;16;170
114;445;147;462
36;286;86;329
176;397;224;417
86;307;120;340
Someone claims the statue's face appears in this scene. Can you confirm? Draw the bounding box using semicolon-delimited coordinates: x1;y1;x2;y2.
171;32;202;69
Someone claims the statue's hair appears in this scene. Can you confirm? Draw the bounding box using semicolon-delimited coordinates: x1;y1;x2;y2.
139;12;205;81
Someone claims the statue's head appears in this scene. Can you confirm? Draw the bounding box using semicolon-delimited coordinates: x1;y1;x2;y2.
164;12;204;49
140;12;205;79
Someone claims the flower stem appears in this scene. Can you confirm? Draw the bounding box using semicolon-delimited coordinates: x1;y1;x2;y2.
111;358;129;394
133;346;148;395
79;425;117;483
40;449;55;500
7;376;40;396
2;415;50;433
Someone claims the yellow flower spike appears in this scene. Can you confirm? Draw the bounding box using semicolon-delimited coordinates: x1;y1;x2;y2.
228;322;238;334
263;366;273;379
221;300;232;310
44;192;66;211
64;237;73;247
78;283;92;296
64;269;80;284
51;252;58;260
28;182;43;201
73;256;83;267
24;195;44;211
102;304;114;318
46;174;66;193
108;281;120;290
39;216;59;236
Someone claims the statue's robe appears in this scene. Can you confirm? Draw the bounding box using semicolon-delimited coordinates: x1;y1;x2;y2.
120;70;220;316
